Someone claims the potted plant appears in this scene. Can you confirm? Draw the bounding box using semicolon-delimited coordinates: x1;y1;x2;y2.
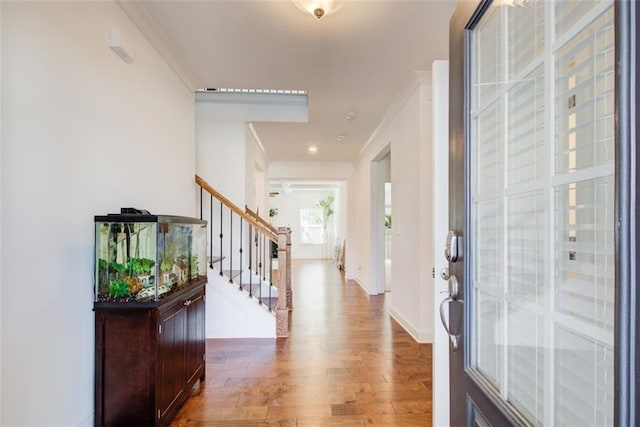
316;196;335;230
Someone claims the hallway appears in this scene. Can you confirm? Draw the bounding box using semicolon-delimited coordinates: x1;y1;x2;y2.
171;260;432;426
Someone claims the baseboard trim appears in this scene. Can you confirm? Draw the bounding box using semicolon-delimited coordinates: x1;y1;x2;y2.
354;277;371;294
389;308;433;344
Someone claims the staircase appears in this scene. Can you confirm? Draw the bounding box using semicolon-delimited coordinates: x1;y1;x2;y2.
196;175;292;338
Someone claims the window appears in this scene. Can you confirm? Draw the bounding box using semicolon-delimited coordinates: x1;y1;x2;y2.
300;208;324;244
470;1;614;425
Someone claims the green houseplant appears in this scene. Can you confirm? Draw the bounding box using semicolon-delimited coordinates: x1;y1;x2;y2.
316;196;335;230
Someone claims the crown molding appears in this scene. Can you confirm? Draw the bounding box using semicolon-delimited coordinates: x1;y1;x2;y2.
359;70;433;157
116;0;203;91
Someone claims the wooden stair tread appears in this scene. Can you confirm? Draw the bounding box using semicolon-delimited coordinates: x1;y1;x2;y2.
222;270;242;279
258;297;278;310
209;256;225;264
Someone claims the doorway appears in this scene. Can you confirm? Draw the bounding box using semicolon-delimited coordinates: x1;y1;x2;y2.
370;145;391;295
384;181;392;292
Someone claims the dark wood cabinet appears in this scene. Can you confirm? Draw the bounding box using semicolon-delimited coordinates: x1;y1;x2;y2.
185;291;206;385
95;281;206;427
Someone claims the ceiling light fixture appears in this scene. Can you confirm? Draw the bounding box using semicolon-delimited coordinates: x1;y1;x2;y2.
336;134;346;142
344;110;356;121
308;145;318;153
292;0;346;19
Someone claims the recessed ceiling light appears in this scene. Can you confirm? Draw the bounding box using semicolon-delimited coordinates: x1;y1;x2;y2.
308;145;318;153
336;134;346;142
345;110;356;121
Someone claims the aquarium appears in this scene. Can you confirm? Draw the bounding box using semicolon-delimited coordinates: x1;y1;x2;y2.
94;210;207;303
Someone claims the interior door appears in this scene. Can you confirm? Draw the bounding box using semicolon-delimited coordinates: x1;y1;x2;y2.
443;0;636;425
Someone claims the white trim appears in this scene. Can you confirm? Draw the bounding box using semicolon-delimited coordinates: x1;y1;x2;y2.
359;71;432;157
551;162;615;187
247;123;267;156
552;0;614;53
431;59;450;427
195;90;308;107
389;309;434;344
269;161;355;174
369;150;389;295
116;1;203;91
354;277;371;295
543;2;556;424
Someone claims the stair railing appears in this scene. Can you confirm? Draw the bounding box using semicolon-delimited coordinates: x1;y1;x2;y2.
195;175;291;337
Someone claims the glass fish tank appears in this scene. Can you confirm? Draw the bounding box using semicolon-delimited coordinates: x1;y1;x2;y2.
94;209;207;304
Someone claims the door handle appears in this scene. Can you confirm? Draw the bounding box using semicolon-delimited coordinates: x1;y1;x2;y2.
439;297;458;351
439;275;462;351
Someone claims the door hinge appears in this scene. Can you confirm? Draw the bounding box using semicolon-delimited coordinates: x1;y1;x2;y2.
158;409;161;419
432;267;435;279
203;353;206;361
158;324;162;335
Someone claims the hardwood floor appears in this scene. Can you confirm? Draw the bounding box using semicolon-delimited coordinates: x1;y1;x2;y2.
171;260;432;426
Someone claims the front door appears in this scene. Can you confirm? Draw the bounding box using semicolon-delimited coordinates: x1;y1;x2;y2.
444;0;638;425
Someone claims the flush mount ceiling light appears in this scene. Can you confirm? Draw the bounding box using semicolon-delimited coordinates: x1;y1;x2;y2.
336;134;347;142
308;145;319;153
292;0;346;19
344;110;356;121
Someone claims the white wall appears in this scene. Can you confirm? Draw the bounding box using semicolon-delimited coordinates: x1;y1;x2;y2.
196;110;247;207
245;125;269;216
1;2;196;425
0;2;3;420
334;181;347;248
269;162;355;276
353;71;435;343
206;271;275;338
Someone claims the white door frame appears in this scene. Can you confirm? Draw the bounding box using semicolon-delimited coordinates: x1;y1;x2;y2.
370;145;390;295
431;59;450;427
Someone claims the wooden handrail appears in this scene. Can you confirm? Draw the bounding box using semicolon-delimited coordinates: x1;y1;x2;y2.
245;206;278;235
195;175;277;242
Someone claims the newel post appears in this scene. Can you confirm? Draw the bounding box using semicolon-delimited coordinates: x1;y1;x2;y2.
276;227;292;337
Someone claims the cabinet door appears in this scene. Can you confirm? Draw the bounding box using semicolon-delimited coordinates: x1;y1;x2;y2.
157;302;187;422
95;309;156;427
185;290;206;385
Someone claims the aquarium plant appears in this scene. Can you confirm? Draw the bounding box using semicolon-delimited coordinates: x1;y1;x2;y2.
109;261;127;275
189;254;199;278
125;276;143;294
98;258;110;285
109;279;131;299
160;255;174;273
129;258;155;275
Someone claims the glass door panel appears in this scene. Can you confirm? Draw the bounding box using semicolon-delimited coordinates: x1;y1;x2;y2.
468;1;614;425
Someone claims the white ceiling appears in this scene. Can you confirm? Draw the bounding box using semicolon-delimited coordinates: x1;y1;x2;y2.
138;0;456;163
